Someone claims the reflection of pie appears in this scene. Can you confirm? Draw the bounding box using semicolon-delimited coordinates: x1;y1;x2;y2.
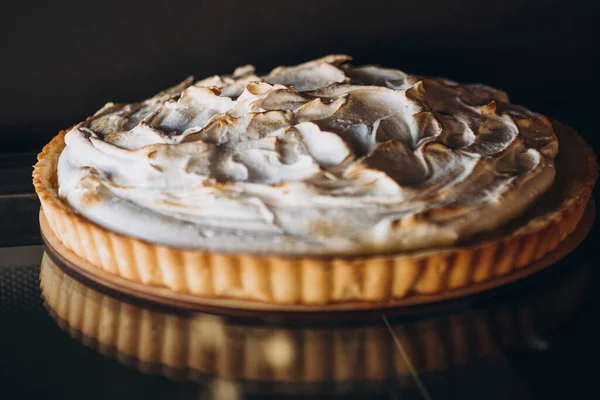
33;56;597;307
40;250;589;394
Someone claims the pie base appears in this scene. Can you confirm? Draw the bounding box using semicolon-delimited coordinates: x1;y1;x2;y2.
40;200;594;313
33;122;598;308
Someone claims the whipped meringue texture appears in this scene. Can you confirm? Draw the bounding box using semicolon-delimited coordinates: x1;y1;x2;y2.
57;55;558;256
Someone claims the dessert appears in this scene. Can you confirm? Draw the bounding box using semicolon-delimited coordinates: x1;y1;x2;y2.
33;55;597;307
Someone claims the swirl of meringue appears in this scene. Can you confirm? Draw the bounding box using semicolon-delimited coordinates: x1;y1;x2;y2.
57;55;558;256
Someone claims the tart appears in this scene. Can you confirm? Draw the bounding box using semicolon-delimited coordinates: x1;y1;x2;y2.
33;55;598;308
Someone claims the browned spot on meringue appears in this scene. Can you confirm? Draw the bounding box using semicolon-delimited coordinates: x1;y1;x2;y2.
419;205;473;223
79;191;102;209
154;199;199;209
309;220;338;236
482;101;498;117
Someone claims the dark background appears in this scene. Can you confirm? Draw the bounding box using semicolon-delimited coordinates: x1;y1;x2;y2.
1;0;598;153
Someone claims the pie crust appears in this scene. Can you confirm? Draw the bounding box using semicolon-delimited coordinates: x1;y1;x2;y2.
33;122;597;306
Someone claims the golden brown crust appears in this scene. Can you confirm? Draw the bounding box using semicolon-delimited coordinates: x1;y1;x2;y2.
33;123;598;306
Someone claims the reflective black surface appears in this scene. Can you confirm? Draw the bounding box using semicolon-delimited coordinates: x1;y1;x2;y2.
0;154;600;399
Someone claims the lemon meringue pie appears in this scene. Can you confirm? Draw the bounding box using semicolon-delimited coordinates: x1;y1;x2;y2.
34;55;597;307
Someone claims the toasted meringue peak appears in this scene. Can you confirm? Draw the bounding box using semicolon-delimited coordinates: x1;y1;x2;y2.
57;55;557;255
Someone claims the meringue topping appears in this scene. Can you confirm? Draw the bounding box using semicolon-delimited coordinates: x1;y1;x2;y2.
57;55;558;256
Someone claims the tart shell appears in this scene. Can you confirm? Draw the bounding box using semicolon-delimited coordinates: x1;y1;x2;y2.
33;122;598;307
